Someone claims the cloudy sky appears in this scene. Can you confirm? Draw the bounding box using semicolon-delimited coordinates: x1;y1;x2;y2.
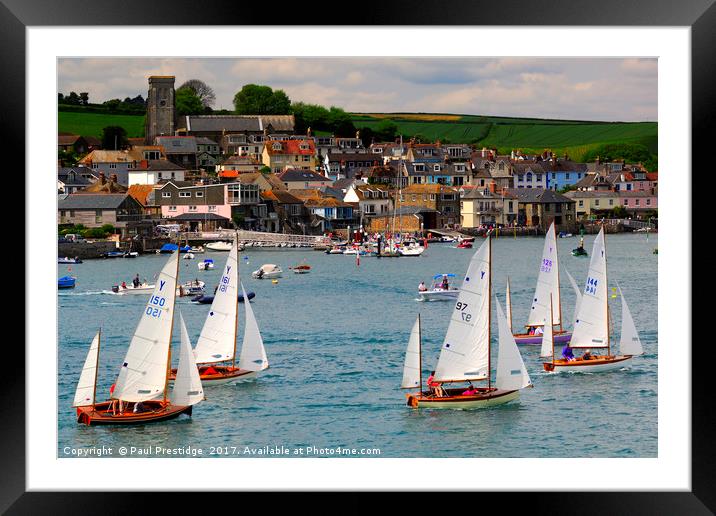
58;57;657;121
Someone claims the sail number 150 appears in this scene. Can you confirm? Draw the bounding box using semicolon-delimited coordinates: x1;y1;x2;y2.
145;295;166;318
455;302;472;322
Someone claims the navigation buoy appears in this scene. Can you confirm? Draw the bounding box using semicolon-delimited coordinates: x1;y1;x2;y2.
272;279;278;285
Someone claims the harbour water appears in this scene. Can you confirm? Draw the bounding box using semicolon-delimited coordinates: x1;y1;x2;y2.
57;233;658;458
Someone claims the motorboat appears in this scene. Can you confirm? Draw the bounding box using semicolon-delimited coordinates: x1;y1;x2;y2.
183;253;195;260
198;259;215;270
206;241;233;251
58;257;82;264
177;280;205;297
417;274;459;301
290;261;311;274
190;246;205;253
191;291;255;304
326;246;345;254
457;240;473;249
439;235;456;243
399;244;425;257
558;232;573;238
103;251;125;258
58;276;76;289
252;264;282;279
124;251;139;258
111;282;155;295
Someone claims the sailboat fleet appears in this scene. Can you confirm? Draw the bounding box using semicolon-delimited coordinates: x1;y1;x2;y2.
72;221;646;424
73;235;269;426
401;222;645;410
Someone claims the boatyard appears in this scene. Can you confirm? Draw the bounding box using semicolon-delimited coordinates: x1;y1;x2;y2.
58;231;657;457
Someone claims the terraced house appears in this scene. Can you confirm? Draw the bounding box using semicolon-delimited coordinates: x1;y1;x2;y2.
507;188;576;230
397;184;460;229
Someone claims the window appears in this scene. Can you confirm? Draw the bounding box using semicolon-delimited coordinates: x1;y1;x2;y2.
646;198;651;206
109;163;117;169
179;192;191;198
162;192;171;198
195;191;203;198
609;199;614;206
565;173;570;179
208;205;217;212
434;164;440;172
595;199;600;206
168;206;177;212
188;205;197;212
635;199;640;206
95;209;102;223
578;200;584;207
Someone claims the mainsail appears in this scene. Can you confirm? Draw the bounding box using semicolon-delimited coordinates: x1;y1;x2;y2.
618;284;643;356
565;268;583;329
570;228;609;348
401;315;421;389
495;299;532;390
193;239;239;364
113;251;179;402
527;222;561;327
171;312;204;406
238;282;269;371
434;237;490;383
73;331;100;407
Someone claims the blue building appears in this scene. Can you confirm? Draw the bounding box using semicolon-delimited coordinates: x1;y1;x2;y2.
542;158;588;191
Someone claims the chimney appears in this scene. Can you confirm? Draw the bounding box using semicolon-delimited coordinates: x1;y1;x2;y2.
510;150;515;160
488;182;496;193
481;147;487;158
99;171;106;184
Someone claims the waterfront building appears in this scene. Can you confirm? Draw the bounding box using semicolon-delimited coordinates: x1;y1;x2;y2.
564;190;621;219
506;188;576;230
460;185;518;227
512;162;548;189
344;183;395;219
397;183;460;229
58;192;144;229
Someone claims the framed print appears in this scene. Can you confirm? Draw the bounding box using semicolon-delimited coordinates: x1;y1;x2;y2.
5;0;707;511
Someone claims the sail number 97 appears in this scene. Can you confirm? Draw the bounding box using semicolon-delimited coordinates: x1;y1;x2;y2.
455;302;472;322
145;295;166;318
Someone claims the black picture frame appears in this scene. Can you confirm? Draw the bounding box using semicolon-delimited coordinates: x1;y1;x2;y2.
5;0;705;512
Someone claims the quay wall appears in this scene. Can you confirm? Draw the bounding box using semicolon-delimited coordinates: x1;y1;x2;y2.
58;241;118;259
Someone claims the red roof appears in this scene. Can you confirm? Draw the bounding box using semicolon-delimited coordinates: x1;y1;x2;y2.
265;139;315;156
645;172;658;181
219;170;239;178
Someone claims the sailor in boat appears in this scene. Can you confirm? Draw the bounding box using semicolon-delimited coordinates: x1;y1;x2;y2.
418;281;428;292
581;349;593;361
133;274;140;288
562;345;575;361
462;383;478;396
426;371;446;397
440;275;450;290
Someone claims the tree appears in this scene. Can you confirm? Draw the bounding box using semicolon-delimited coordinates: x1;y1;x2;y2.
175;87;204;117
101;126;128;150
374;120;398;142
233;84;291;115
66;91;81;105
582;143;657;172
179;79;216;109
79;92;89;105
326;107;356;137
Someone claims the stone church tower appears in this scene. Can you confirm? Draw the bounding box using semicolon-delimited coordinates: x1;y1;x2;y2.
145;76;176;144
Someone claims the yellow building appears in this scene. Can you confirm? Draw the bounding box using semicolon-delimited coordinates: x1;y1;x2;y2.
261;139;316;173
564;190;620;219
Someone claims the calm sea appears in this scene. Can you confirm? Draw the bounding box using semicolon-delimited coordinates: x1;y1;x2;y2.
57;232;658;458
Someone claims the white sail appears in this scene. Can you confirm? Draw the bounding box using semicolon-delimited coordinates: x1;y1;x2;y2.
401;315;421;389
193;239;239;364
527;222;561;327
495;299;532;390
434;237;491;383
505;278;513;332
539;296;555;358
565;268;583;329
570;228;609;348
113;251;179;402
238;282;269;371
73;331;100;407
171;312;204;406
618;285;643;356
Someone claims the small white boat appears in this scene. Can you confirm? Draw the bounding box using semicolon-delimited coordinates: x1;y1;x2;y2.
399;245;425;257
112;282;155;295
177;280;206;296
198;259;215;270
417;274;459;301
183;253;195;260
190;246;205;253
206;241;233;251
252;264;282;279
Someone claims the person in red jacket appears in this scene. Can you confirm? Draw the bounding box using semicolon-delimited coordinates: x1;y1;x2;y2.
426;371;445;397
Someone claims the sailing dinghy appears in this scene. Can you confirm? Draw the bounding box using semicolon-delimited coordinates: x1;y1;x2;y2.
543;227;644;373
74;251;203;425
512;222;572;345
170;238;269;385
404;236;532;409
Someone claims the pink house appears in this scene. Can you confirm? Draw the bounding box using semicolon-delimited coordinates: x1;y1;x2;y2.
618;191;657;213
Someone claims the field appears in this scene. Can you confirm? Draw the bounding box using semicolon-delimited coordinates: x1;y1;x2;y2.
58;111;145;138
58;110;657;162
351;113;657;161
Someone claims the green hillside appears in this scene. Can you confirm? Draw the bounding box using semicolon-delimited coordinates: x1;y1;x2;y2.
59;111;145;138
352;113;657;161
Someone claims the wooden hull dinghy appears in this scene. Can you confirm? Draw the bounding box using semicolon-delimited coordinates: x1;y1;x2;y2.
73;253;204;427
542;227;644;374
513;330;572;345
406;387;519;409
543;355;633;373
402;237;532;411
186;239;270;385
76;399;192;426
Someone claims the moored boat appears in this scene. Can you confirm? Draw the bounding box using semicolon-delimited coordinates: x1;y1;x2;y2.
191;291;255;304
58;276;76;289
404;236;532;409
290;261;311;274
198;259;215;270
206;241;233;252
399;244;425;256
571;236;588;257
252;264;282;279
542;227;644;373
58;257;82;264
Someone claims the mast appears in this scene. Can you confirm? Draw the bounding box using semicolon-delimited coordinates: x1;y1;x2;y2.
163;251;181;403
92;328;101;410
554;223;563;333
418;313;423;393
232;231;239;369
550;294;555;365
488;234;492;389
604;226;610;356
506;277;512;332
